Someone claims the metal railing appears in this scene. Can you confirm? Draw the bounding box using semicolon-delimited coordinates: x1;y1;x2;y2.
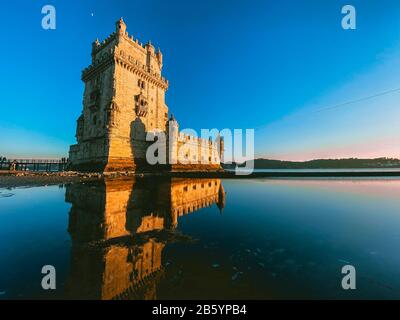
0;158;68;172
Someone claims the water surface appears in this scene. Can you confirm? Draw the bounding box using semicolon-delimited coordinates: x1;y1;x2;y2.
1;177;400;299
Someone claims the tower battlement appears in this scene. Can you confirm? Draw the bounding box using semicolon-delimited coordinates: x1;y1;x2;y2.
83;18;167;87
68;19;222;173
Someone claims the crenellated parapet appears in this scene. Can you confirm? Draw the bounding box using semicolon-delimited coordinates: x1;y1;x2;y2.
82;49;168;90
91;33;117;57
177;132;215;146
112;49;168;90
83;17;167;90
170;178;225;216
81;47;115;81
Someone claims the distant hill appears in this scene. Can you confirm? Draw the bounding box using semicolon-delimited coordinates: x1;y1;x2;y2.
223;157;400;169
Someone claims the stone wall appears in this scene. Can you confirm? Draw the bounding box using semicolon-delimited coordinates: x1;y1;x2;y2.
68;18;222;172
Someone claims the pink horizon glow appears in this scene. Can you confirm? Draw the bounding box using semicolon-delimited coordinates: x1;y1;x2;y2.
259;137;400;161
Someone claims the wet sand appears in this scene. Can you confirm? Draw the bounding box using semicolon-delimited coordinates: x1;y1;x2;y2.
0;171;102;188
2;170;400;188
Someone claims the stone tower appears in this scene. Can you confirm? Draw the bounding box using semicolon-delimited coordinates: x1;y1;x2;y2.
68;18;169;172
69;19;223;172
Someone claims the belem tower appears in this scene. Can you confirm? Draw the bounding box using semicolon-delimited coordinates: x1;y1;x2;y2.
68;18;223;172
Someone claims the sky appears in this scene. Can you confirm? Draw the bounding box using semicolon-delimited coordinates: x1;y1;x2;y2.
0;0;400;160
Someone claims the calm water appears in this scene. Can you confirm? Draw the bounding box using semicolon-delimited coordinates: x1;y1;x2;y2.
1;177;400;299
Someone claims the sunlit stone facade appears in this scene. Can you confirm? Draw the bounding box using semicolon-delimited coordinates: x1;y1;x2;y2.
68;18;223;172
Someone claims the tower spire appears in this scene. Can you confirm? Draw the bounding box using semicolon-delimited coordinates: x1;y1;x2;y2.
116;17;126;34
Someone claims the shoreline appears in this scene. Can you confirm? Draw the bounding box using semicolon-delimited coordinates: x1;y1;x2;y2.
1;170;400;188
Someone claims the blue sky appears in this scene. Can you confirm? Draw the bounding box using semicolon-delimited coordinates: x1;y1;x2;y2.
1;0;400;160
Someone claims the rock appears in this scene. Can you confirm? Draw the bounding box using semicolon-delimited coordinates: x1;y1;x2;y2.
231;272;240;281
231;271;243;281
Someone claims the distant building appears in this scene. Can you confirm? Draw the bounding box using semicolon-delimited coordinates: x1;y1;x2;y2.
68;18;223;172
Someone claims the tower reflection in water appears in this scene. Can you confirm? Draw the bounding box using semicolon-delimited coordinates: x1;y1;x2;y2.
65;177;225;300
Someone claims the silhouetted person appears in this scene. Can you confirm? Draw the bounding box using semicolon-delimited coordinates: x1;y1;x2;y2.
9;160;17;171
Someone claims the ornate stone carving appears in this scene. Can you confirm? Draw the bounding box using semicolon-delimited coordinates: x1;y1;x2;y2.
76;115;84;143
135;94;148;117
107;100;119;128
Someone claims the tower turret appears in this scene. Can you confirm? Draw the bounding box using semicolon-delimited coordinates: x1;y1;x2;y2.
145;41;155;55
217;183;226;214
217;134;224;162
167;114;179;165
156;48;163;69
168;114;178;128
116;17;126;35
91;39;100;60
